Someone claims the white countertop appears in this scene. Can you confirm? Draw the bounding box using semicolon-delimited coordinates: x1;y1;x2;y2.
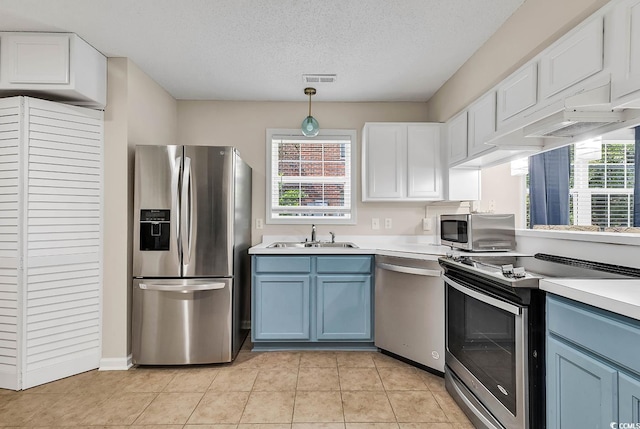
540;278;640;321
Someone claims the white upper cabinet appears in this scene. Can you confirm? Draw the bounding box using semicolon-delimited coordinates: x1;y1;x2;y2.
496;62;538;127
467;91;496;157
446;111;468;165
610;0;640;107
406;124;441;199
539;17;604;100
362;123;442;201
0;33;106;108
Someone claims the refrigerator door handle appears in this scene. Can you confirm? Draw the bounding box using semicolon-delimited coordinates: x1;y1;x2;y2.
173;156;182;260
138;282;226;292
181;157;192;265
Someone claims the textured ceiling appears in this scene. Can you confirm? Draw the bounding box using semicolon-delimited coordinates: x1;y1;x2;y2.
0;0;524;102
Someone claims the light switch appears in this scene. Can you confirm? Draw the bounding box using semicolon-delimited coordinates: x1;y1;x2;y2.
371;218;380;230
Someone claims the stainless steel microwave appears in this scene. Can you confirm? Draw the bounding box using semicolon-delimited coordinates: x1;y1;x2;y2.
440;213;516;251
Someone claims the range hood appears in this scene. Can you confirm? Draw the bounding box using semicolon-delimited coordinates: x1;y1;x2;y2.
523;83;624;138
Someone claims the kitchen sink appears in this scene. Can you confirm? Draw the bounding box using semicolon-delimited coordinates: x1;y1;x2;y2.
267;241;359;248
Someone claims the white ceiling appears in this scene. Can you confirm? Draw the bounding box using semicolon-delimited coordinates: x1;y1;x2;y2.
0;0;524;102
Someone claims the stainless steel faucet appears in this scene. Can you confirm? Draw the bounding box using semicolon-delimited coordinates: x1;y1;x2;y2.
311;224;317;242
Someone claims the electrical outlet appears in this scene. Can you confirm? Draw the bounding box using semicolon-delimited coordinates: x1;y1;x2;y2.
384;218;392;229
371;218;380;230
422;217;432;231
256;218;263;229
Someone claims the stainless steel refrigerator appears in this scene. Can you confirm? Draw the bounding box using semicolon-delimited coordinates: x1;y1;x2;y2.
132;145;252;365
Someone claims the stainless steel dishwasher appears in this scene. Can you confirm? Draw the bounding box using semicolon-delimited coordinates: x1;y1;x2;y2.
374;255;445;373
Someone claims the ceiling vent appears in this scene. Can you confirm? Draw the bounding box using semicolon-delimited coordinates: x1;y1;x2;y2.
302;74;337;84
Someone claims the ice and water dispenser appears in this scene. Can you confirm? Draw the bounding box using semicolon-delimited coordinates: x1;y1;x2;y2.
139;209;170;251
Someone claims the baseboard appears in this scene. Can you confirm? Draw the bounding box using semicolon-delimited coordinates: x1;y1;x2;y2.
99;354;133;371
0;369;19;390
23;351;100;389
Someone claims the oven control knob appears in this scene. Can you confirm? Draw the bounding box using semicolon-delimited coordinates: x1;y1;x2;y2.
446;252;462;261
513;267;527;278
501;264;514;276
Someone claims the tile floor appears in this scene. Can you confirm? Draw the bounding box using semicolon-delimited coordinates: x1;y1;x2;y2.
0;345;475;428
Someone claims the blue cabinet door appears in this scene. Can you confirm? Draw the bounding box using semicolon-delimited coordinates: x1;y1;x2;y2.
620;372;640;424
547;336;618;429
316;275;372;340
253;275;310;340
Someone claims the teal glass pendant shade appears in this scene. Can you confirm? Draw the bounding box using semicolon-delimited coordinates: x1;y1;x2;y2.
302;115;319;137
301;87;319;137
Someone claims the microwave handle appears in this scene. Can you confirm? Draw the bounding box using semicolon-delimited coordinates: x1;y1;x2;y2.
443;276;521;316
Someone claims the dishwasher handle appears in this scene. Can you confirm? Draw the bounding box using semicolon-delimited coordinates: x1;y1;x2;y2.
139;282;226;292
376;262;441;277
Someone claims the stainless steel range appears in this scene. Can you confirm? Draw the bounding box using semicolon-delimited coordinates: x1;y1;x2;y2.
439;253;640;429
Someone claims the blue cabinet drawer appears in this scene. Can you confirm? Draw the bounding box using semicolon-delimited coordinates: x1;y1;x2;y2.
254;256;311;273
317;256;372;274
547;295;640;375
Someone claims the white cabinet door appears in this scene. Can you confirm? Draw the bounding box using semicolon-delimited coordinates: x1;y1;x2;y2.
406;124;441;199
611;0;640;106
467;92;496;157
447;111;468;165
539;17;604;100
363;123;406;200
4;34;70;84
497;62;538;126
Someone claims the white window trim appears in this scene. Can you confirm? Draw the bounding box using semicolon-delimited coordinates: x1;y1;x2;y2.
265;128;357;225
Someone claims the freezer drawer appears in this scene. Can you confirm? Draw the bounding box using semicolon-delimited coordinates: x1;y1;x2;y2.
132;278;233;365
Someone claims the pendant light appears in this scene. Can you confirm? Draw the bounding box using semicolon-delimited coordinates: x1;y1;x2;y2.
301;87;319;137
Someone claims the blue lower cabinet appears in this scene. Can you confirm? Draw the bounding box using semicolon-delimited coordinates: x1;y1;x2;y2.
547;336;617;429
252;255;374;344
253;275;310;340
316;275;372;340
619;372;640;423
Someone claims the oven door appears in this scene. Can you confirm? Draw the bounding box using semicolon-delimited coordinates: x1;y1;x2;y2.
444;275;528;429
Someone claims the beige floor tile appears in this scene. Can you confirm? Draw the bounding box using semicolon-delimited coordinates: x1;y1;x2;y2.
293;391;344;423
373;354;412;369
338;368;384;391
134;392;204;424
164;368;218;392
240;391;295;423
336;352;376;368
253;368;299;391
188;391;250;424
25;391;111;426
297;367;340;391
233;351;268;369
122;368;177;392
260;352;301;368
209;368;259;391
387;391;447;423
417;371;446;392
293;424;346;429
184;425;238;429
341;391;395;423
238;424;291;429
378;368;428;391
346;424;400;428
398;424;458;429
299;352;338;368
431;392;473;424
81;391;157;425
0;393;64;426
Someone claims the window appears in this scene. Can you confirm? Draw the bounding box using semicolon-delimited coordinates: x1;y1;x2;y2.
521;127;637;231
266;129;356;224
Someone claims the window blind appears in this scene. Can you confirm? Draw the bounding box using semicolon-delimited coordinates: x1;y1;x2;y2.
269;135;353;221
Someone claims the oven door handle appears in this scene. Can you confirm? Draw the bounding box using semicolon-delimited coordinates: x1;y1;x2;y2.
376;262;441;277
443;276;522;316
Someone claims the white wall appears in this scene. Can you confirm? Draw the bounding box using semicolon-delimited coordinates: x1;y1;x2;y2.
102;58;177;364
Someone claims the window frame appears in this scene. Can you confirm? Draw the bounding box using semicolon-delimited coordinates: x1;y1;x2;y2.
265;128;357;225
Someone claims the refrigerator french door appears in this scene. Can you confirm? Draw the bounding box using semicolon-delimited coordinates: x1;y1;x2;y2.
132;145;251;365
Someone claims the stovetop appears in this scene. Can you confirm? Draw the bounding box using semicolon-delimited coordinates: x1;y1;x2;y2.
439;252;640;290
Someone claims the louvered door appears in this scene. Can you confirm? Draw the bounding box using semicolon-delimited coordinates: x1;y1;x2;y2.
0;96;103;390
0;99;21;390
